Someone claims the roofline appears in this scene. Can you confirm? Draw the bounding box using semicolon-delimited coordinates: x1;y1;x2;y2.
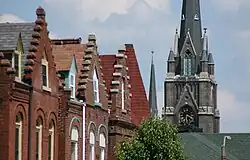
51;37;82;45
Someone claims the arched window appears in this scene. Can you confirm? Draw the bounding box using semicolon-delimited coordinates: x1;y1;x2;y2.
89;131;95;160
93;69;99;103
183;51;192;76
15;112;23;160
36;117;43;160
71;127;79;160
99;133;106;160
48;121;55;160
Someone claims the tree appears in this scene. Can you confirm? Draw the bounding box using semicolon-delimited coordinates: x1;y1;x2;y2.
115;117;186;160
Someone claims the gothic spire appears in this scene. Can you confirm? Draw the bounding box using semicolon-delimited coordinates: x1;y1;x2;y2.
179;0;202;54
149;51;158;117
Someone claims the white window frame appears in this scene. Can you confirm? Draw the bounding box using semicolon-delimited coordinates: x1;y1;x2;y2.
48;123;55;160
36;122;42;160
42;59;49;89
13;51;21;79
93;69;99;103
90;131;95;160
71;128;79;160
99;133;105;160
15;114;22;160
121;80;125;110
69;74;75;98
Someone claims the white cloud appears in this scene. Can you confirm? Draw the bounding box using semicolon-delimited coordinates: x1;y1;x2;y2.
211;0;250;12
218;89;250;133
0;14;26;23
44;0;170;21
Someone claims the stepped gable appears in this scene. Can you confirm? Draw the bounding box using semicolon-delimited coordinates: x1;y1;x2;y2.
125;44;150;126
99;54;116;100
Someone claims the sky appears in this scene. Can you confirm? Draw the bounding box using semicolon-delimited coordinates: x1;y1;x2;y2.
1;0;250;133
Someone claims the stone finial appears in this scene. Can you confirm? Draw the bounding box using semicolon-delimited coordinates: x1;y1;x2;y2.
36;6;46;18
88;34;96;42
118;44;126;52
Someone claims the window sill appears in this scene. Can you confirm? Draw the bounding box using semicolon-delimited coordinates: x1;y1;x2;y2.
42;86;51;92
94;102;102;108
122;109;127;114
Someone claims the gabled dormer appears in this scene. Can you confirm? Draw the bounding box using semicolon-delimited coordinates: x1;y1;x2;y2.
0;32;23;80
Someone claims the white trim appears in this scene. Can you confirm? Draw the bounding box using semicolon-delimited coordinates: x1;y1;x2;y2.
112;72;122;77
69;74;76;98
15;120;22;160
93;69;99;103
121;81;125;110
71;128;79;160
90;131;95;160
115;53;124;58
42;59;49;88
36;124;42;160
114;64;123;69
49;124;55;160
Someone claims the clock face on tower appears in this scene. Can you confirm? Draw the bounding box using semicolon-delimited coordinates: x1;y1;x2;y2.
179;106;195;126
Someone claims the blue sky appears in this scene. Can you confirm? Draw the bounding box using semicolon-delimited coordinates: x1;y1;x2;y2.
1;0;250;133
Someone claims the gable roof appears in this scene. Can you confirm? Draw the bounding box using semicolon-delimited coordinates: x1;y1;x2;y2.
100;45;150;126
51;38;86;90
125;44;150;126
180;133;250;160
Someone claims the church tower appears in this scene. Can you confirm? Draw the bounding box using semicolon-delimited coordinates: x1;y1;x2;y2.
163;0;220;133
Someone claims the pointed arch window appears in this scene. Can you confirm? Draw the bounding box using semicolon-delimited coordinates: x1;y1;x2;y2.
89;131;95;160
15;113;23;160
183;50;192;76
71;127;79;160
93;69;99;103
99;133;106;160
36;117;43;160
48;121;55;160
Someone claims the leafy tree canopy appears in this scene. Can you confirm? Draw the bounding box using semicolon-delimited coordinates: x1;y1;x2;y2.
115;117;186;160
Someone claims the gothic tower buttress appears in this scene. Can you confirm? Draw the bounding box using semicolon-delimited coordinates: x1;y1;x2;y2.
163;0;220;133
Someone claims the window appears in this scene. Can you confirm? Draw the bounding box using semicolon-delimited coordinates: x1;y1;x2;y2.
3;52;21;78
36;117;43;160
15;113;23;160
99;133;106;160
183;51;192;76
71;128;78;160
93;69;99;103
42;51;49;89
69;74;75;98
194;14;199;21
121;80;125;110
48;121;55;160
90;131;95;160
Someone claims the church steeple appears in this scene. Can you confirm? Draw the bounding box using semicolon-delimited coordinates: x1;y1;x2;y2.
148;51;158;117
179;0;202;54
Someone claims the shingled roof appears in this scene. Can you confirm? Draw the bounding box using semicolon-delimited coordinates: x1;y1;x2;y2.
180;133;250;160
51;38;86;91
100;44;150;126
0;23;34;76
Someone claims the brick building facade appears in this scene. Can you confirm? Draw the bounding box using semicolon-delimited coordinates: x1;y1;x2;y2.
0;6;150;160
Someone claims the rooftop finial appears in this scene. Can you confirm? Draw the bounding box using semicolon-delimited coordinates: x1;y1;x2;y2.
151;50;154;64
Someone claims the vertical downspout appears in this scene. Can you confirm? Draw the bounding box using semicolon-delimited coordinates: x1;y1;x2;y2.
82;101;86;160
28;86;33;160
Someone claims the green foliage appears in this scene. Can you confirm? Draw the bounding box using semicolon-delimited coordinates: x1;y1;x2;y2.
115;117;186;160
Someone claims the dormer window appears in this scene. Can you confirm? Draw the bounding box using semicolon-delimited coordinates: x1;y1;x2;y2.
69;74;75;98
42;51;50;91
194;14;199;21
3;51;21;79
93;69;99;103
